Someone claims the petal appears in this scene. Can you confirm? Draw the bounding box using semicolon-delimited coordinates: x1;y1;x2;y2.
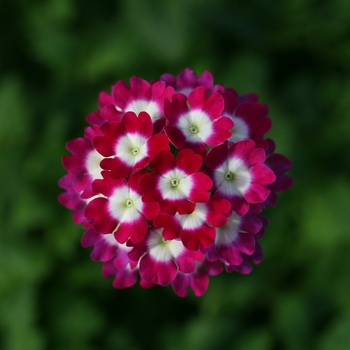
205;143;228;170
146;134;170;157
149;150;176;175
139;254;178;286
176;149;203;174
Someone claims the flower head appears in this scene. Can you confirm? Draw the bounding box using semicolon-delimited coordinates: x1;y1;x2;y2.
58;68;292;297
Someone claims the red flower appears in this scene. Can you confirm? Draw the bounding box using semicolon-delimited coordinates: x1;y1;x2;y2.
94;111;169;179
164;87;234;156
58;68;292;297
206;140;276;215
140;149;213;215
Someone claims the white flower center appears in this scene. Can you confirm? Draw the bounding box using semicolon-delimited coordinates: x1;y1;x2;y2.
86;149;104;180
116;133;147;166
178;203;207;230
158;169;193;200
147;228;184;262
108;186;142;223
125;99;161;121
216;212;242;245
214;158;251;196
225;115;249;143
178;109;212;142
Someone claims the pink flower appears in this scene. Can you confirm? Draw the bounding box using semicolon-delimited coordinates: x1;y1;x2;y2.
140;149;213;215
99;76;174;132
154;196;231;251
206;205;264;266
93;111;169;179
171;265;209;297
58;174;86;225
164;87;234;156
62;125;104;199
102;258;139;289
160;68;217;95
206;140;276;215
128;227;204;286
221;89;272;149
84;171;159;244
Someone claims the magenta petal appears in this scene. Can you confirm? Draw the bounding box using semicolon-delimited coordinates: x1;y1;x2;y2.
101;157;132;179
205;143;228;170
146;134;170;157
112;80;131;108
219;245;243;265
246;148;266;167
81;228;118;262
141;201;160;221
205;117;234;146
124;111;153;138
181;225;215;251
244;184;271;203
86;111;105;125
140;255;178;286
228;139;256;161
139;173;160;201
230;196;250;216
188;172;212;202
128;170;148;193
241;216;263;234
164;125;186;149
101;105;123;122
188;87;224;119
222;90;239;114
130;76;152;99
236;233;256;255
149;150;175;175
115;217;147;244
85;197;119;234
171;268;209;297
176;250;204;274
92;173;126;197
164;93;188;124
98;91;113;109
153;214;181;240
112;268;138;289
160;198;196;216
176;149;202;174
251;163;276;185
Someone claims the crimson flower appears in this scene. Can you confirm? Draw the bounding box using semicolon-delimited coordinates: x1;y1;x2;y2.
164;87;234;156
58;68;293;297
140;149;212;215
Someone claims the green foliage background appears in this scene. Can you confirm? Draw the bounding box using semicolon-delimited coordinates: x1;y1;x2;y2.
1;0;350;349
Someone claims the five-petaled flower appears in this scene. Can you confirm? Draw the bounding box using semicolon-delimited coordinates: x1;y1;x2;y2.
59;68;293;297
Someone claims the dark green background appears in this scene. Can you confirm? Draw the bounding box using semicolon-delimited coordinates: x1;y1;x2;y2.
1;0;350;349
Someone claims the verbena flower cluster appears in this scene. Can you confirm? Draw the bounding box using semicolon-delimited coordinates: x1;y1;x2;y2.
58;68;293;297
